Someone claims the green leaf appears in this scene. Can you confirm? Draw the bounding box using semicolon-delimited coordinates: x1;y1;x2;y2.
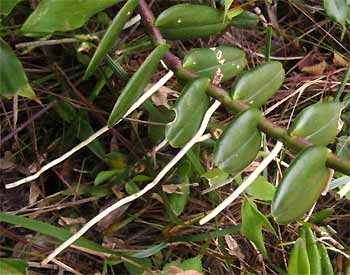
95;169;126;185
213;108;262;173
107;44;170;127
337;136;350;160
76;115;106;160
155;4;228;40
301;225;322;275
165;78;210;148
178;255;203;272
131;242;167;258
0;259;28;275
318;243;334;275
0;212;114;254
241;197;276;257
144;100;174;144
0;0;23;16
288;238;310;275
309;208;334;224
84;0;139;79
183;46;246;83
202;168;229;188
324;0;348;25
125;181;139;195
231;11;259;28
224;0;234;19
232;61;285;108
0;38;36;99
271;146;331;225
51;97;77;123
124;257;152;275
289;102;343;146
168;175;190;216
244;176;276;201
21;0;124;35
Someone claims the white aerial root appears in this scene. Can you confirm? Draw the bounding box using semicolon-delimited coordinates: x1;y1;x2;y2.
6;70;174;189
41;100;221;265
199;141;284;225
337;178;350;199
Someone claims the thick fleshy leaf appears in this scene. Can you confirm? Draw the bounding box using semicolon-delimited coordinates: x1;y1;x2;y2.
0;258;28;275
271;146;331;225
165;78;210;148
288;238;310;275
183;46;246;83
0;39;36;99
0;0;23;15
107;44;170;127
300;225;322;275
84;0;139;79
289;102;343;146
231;11;259;28
231;61;285;108
324;0;348;25
318;243;334;275
241;197;277;258
21;0;123;35
213;108;262;173
155;4;228;40
244;176;276;201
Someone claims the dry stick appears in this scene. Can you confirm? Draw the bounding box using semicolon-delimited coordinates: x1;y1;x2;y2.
41;100;221;265
199;141;284;225
6;70;174;189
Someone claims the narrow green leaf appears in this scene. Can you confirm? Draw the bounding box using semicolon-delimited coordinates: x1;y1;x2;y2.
244;176;276;201
155;4;228;40
288;238;311;275
0;38;36;99
224;0;234;19
107;44;170;127
213;108;262;173
232;61;285;108
183;46;246;83
241;197;276;257
165;78;210;148
271;146;331;225
0;212;114;254
131;242;167;258
324;0;348;25
0;0;23;16
21;0;123;35
0;258;28;275
84;0;139;79
289;102;343;146
318;243;334;275
301;225;322;275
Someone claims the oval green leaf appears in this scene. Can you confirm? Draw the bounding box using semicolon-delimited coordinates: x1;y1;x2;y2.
271;146;331;225
288;238;311;275
324;0;348;25
183;46;247;83
107;44;170;127
165;77;210;148
21;0;123;35
84;0;139;79
168;174;190;216
155;4;228;40
0;38;36;99
231;11;259;28
213;108;263;173
231;61;285;108
289;102;343;146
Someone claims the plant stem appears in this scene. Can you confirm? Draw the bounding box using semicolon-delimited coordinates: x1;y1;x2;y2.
138;0;350;176
335;65;350;101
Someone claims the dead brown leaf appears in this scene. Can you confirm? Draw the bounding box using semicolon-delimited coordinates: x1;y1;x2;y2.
333;52;348;67
301;60;327;75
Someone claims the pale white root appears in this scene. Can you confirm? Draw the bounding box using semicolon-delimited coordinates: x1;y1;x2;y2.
41;100;221;265
199;141;284;225
6;70;174;189
337;178;350;199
